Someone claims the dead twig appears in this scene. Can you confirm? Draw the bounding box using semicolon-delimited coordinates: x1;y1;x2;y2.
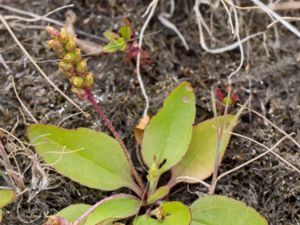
216;134;293;182
136;0;159;117
11;76;38;124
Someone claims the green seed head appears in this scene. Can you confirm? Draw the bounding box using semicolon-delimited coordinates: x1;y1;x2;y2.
73;48;82;63
63;52;76;63
59;27;69;44
76;60;88;74
83;72;94;88
70;76;84;88
59;61;73;74
64;37;77;52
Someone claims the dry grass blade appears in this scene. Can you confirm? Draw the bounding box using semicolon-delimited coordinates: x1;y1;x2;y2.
238;103;300;149
158;0;189;50
11;76;38;124
250;0;300;38
216;134;293;182
136;0;159;117
231;132;300;174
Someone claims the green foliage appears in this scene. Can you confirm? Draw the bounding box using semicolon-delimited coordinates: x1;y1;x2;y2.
27;125;139;192
119;25;132;41
0;189;16;223
172;115;238;182
142;82;196;175
190;195;268;225
28;82;268;225
147;185;170;205
56;204;91;225
102;22;132;53
85;194;140;225
0;189;16;208
134;202;191;225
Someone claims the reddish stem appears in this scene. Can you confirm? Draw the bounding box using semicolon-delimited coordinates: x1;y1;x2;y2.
84;89;145;195
72;194;138;225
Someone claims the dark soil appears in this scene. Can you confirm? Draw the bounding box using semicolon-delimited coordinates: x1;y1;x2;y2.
0;0;299;225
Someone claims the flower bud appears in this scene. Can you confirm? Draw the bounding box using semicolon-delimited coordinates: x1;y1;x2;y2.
43;216;70;225
63;52;75;63
71;87;86;99
76;60;88;74
83;72;94;88
63;49;81;63
64;36;76;52
58;28;69;44
47;26;59;38
59;61;73;74
73;48;82;63
70;76;84;88
48;40;62;51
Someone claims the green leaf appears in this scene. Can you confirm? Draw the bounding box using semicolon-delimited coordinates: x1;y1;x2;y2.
191;195;268;225
103;31;120;42
85;194;140;225
147;185;170;205
172;115;238;183
103;42;121;53
103;42;120;53
119;25;132;41
134;201;191;225
116;37;127;51
56;204;91;225
141;82;196;174
0;209;2;222
103;38;126;53
0;189;16;208
27;125;139;192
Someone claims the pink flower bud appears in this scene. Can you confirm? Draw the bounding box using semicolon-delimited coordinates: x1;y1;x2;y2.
47;26;59;38
43;216;71;225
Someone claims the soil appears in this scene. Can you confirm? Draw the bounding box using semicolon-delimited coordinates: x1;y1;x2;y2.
0;0;299;225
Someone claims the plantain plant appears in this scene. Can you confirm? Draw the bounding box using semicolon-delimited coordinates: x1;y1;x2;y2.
26;27;268;225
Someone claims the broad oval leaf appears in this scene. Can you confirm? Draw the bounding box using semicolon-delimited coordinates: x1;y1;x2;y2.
56;204;91;225
134;201;191;225
28;125;139;192
85;194;140;225
172;115;238;183
0;189;16;208
141;82;196;174
191;195;268;225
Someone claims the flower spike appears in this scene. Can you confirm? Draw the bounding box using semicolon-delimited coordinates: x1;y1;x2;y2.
47;26;94;98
